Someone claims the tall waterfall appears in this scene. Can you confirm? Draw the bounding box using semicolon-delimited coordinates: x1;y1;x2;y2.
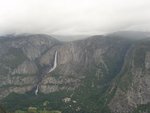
35;51;58;96
35;85;39;96
48;51;58;73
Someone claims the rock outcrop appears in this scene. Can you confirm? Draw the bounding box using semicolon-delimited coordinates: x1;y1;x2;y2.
109;39;150;113
0;34;60;99
1;32;150;113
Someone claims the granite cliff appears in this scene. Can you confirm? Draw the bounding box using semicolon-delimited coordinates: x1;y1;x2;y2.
1;32;150;113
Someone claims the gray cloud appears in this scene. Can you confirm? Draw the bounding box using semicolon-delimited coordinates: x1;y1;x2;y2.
0;0;150;35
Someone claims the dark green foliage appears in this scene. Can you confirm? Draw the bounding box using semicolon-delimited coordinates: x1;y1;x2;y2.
0;106;8;113
1;91;70;112
1;66;114;113
132;103;150;113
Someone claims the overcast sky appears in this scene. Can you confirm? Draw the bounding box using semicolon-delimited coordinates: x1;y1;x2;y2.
0;0;150;35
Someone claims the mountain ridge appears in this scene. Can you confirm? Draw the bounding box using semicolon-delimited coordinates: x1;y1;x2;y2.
0;32;150;113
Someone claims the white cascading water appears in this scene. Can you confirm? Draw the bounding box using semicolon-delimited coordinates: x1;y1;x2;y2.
35;51;58;96
35;85;39;96
48;51;58;73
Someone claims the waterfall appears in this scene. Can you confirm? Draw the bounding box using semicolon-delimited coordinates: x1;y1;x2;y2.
48;51;58;73
34;51;58;96
35;85;39;96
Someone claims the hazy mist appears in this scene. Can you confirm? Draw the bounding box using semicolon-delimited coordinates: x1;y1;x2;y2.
0;0;150;36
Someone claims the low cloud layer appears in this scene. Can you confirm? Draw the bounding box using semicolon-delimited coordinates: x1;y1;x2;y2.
0;0;150;35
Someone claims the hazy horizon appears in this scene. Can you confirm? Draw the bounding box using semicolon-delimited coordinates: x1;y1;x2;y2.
0;0;150;36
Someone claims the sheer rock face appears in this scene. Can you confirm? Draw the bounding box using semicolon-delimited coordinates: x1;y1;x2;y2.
39;36;131;94
2;33;150;113
12;60;38;75
12;34;59;60
0;34;60;99
109;40;150;113
0;34;131;100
